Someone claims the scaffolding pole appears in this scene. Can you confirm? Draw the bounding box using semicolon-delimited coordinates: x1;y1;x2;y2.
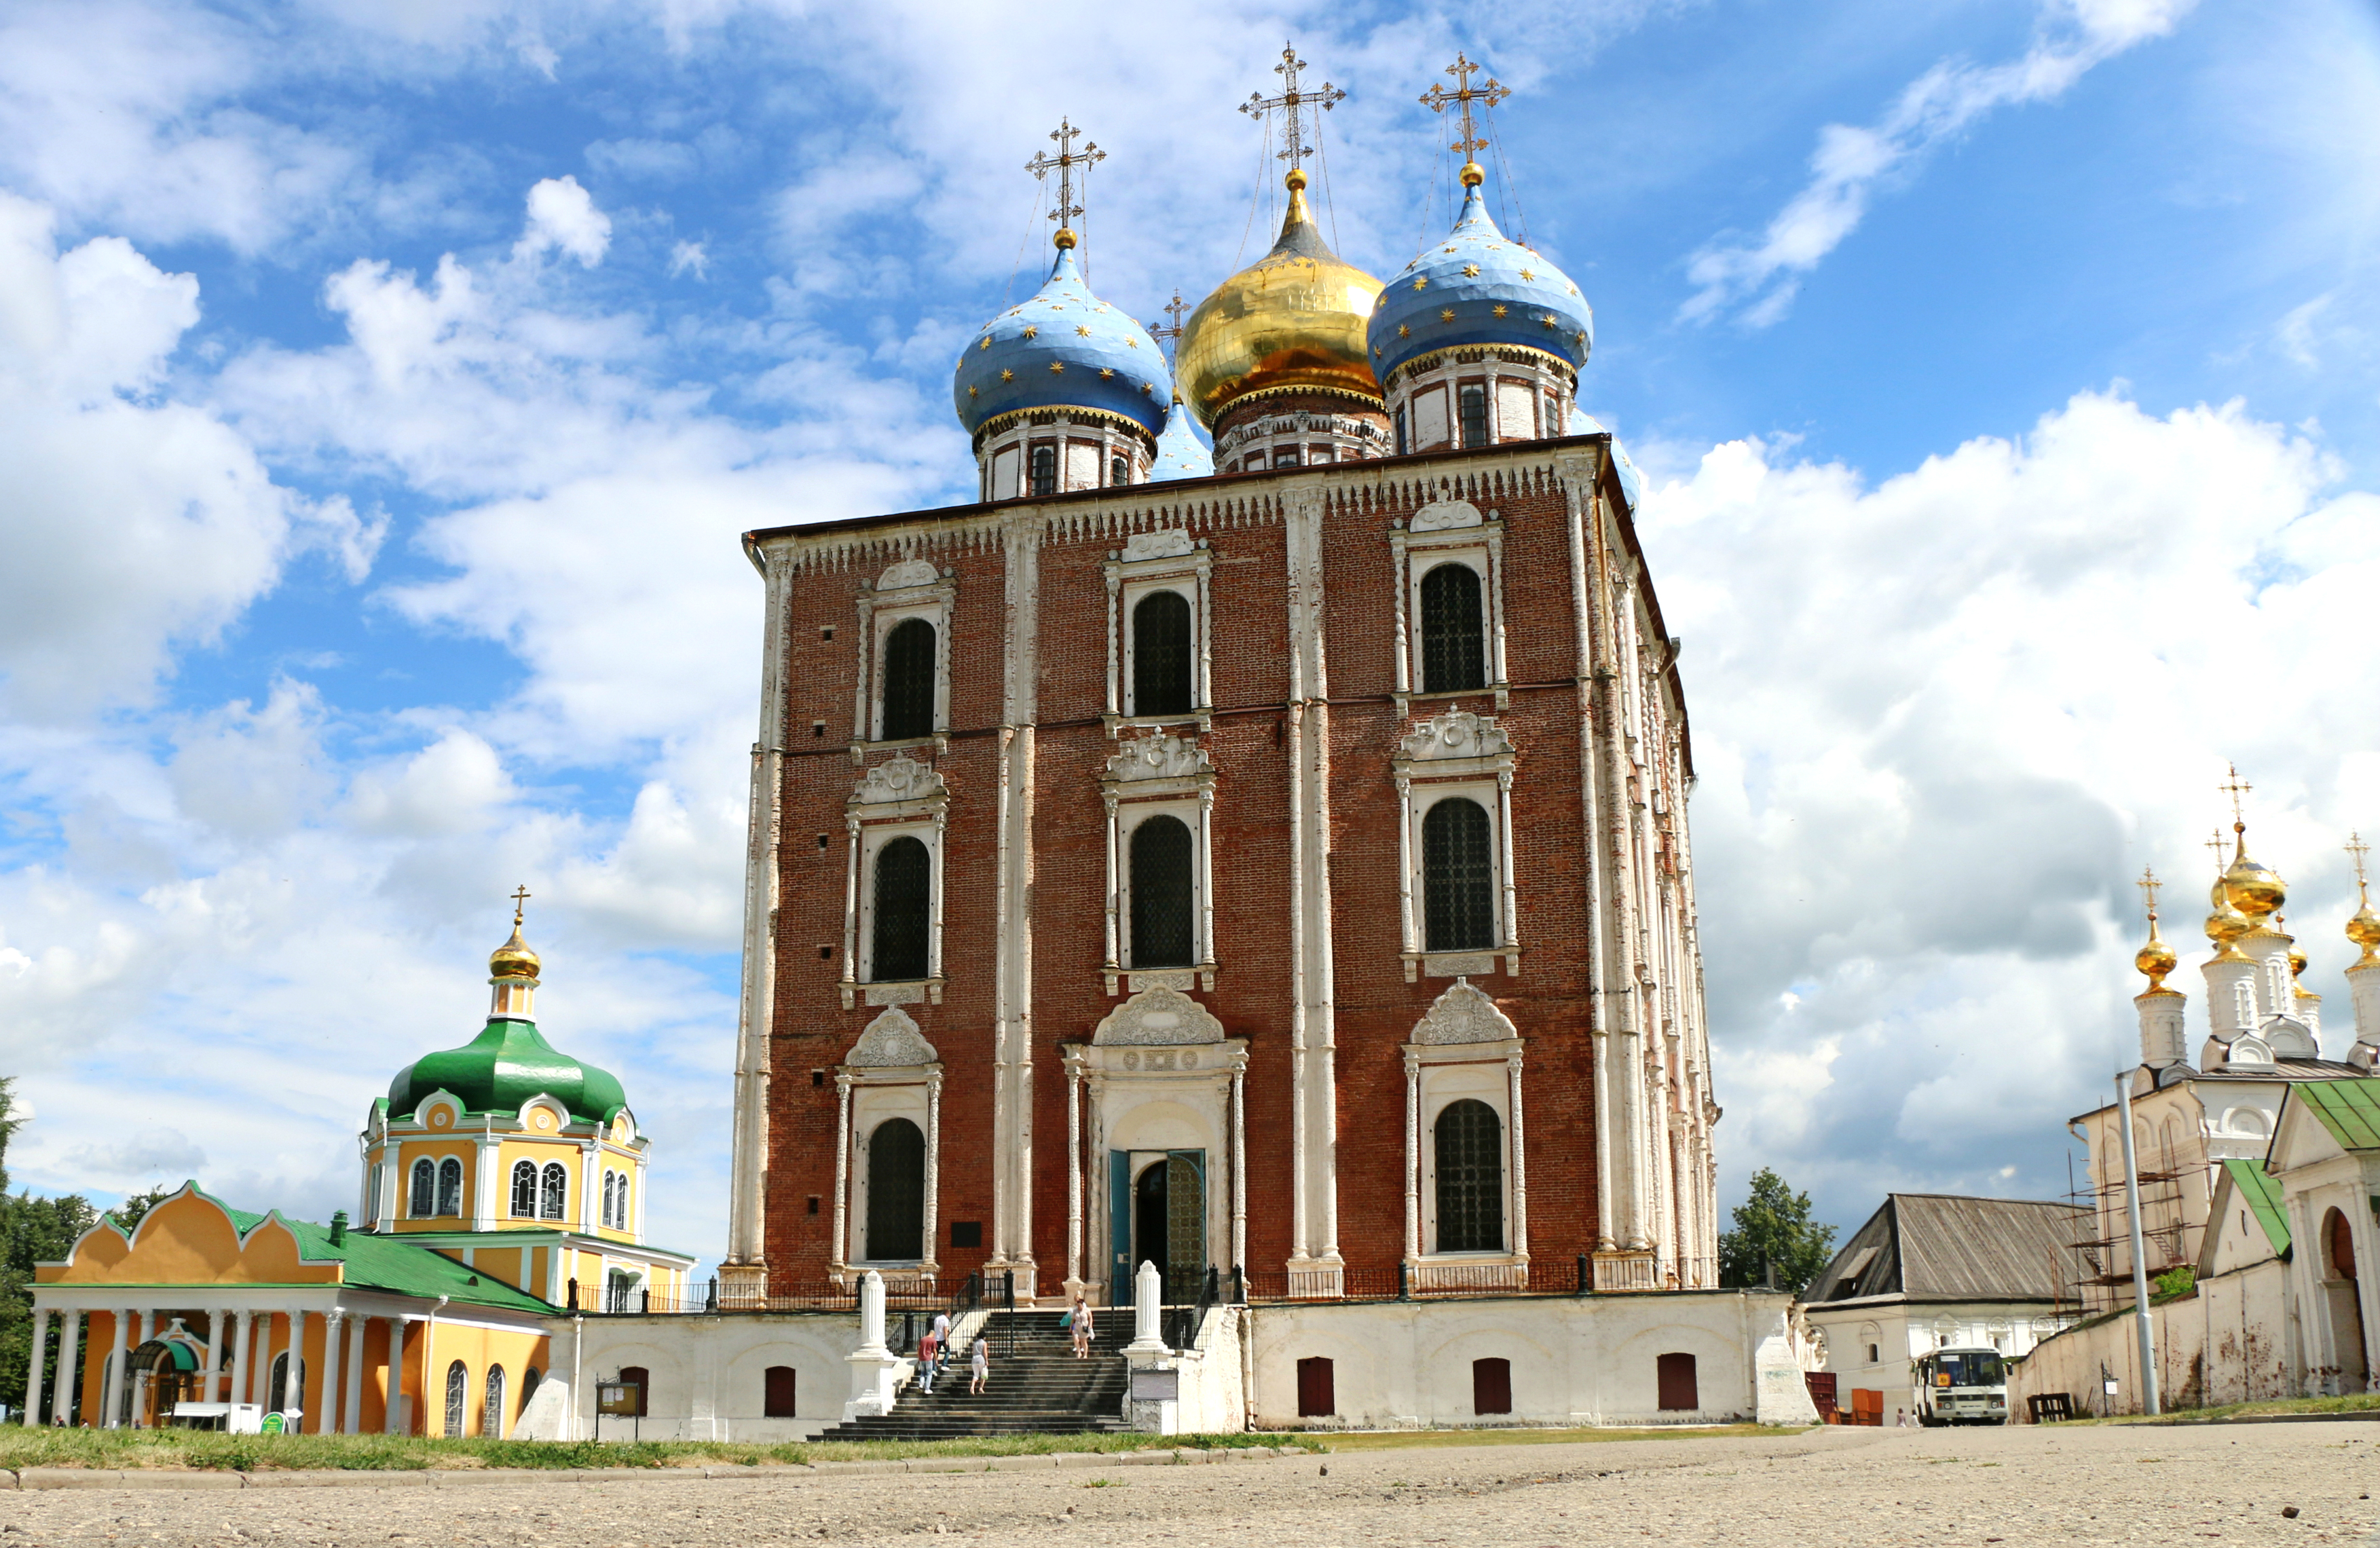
2115;1070;2161;1416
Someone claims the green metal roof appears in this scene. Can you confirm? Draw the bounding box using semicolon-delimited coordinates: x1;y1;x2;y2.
386;1017;627;1125
204;1189;557;1315
2220;1158;2292;1258
2289;1079;2380;1153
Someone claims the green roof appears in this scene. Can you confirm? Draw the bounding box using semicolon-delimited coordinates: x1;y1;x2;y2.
208;1191;557;1315
2220;1158;2291;1258
386;1017;627;1125
2290;1079;2380;1153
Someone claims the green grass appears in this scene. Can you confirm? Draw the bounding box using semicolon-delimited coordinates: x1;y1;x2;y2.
2077;1392;2380;1427
1298;1424;1800;1453
0;1427;1305;1473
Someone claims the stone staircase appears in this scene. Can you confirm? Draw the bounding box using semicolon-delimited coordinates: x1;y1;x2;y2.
817;1310;1135;1441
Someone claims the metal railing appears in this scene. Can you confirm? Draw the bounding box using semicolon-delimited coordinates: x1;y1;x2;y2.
572;1276;944;1316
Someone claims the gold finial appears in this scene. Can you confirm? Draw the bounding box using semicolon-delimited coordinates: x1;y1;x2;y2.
2204;827;2250;952
2134;866;2177;989
2348;831;2380;964
491;885;542;983
2214;765;2286;919
1420;52;1510;186
1026;117;1104;252
1241;41;1344;187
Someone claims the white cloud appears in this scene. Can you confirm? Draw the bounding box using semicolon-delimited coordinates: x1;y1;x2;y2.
1639;388;2380;1217
517;174;612;267
1682;0;2197;326
668;239;709;279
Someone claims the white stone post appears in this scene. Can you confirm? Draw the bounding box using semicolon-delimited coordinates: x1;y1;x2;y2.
1064;1061;1083;1295
1403;1053;1421;1264
320;1313;344;1435
201;1309;224;1405
52;1311;83;1425
23;1308;50;1425
923;1071;942;1272
1508;1049;1531;1264
842;1270;901;1421
230;1310;253;1412
1126;1260;1167;1354
100;1309;128;1429
343;1317;367;1435
831;1073;853;1274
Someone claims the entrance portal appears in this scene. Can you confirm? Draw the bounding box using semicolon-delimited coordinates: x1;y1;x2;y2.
1113;1150;1206;1302
2324;1207;2368;1389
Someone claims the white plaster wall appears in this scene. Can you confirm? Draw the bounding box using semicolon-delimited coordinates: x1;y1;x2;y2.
550;1313;855;1441
2007;1259;2293;1419
1245;1291;1806;1429
1806;1300;2068;1419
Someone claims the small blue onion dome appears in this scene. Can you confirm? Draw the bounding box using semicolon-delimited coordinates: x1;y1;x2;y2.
1149;393;1213;480
954;240;1172;438
1367;170;1592;390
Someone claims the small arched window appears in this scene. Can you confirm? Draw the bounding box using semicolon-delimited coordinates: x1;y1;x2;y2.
1434;1098;1504;1253
443;1360;469;1437
1422;798;1495;951
510;1160;538;1219
616;1173;631;1231
1394;407;1409;456
520;1367;542;1411
1109;455;1128;488
482;1364;507;1438
540;1162;568;1221
871;836;932;981
1129;816;1195;968
1457;383;1488;447
435;1156;464;1217
409;1158;436;1217
866;1118;926;1261
880;618;936;741
1029;445;1057;496
617;1364;650;1418
269;1352;305;1413
1132;590;1194;716
602;1171;616;1230
1419;563;1485;692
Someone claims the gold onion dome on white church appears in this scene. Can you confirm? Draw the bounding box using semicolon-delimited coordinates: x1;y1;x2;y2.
2134;909;2178;990
490;919;541;981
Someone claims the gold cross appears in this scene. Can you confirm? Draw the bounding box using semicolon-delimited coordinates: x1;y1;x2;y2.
1240;42;1344;178
1419;51;1510;164
2219;762;2253;832
2136;866;2161;922
2349;831;2373;903
2206;827;2229;872
1147;289;1189;358
1025;118;1104;242
510;884;532;926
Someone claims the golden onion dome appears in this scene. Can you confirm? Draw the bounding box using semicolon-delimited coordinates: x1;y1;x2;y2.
2134;913;2178;989
2222;840;2286;919
490;921;540;981
1175;169;1384;430
2349;903;2380;962
2206;876;2251;950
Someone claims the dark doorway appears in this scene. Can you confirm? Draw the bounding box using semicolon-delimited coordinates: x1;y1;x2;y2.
1472;1357;1512;1416
2324;1207;2368;1387
617;1365;650;1418
1132;1152;1206;1301
1656;1353;1698;1412
866;1117;926;1261
764;1365;798;1418
1296;1356;1335;1418
1134;1161;1170;1296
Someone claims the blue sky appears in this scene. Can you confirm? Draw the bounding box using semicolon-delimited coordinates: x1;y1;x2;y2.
3;0;2377;1259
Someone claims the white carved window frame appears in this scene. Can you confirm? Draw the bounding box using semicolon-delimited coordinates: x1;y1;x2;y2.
844;1081;940;1272
1102;737;1216;995
1410;1053;1525;1266
1104;539;1212;733
842;767;948;1010
1390;514;1508;713
851;569;954;751
1395;713;1521;983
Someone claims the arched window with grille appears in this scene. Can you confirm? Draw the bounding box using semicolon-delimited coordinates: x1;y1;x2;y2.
443;1360;469;1437
1030;445;1057;496
865;1117;926;1261
1419;563;1486;692
409;1158;436;1217
1457;383;1488;447
871;836;932;981
1130;816;1195;968
435;1157;464;1217
482;1365;507;1438
601;1170;616;1230
1434;1098;1504;1253
1109;455;1128;488
1131;591;1193;716
540;1162;568;1221
616;1173;631;1232
1422;798;1495;951
510;1160;537;1219
879;618;936;741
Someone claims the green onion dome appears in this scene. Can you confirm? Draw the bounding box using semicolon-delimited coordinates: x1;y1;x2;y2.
387;1018;627;1125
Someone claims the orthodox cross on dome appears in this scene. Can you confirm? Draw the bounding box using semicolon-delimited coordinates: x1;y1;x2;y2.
510;884;531;924
2136;866;2162;923
1147;289;1189;360
1026;118;1104;248
2206;827;2229;871
2220;762;2254;839
2349;832;2373;903
1240;42;1343;180
1419;51;1509;169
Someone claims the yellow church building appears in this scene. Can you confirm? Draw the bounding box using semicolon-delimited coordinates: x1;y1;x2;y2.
23;903;695;1434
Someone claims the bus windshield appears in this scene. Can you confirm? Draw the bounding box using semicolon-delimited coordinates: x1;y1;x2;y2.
1936;1351;2005;1388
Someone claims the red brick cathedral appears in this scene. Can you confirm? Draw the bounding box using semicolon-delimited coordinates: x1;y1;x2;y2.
722;54;1717;1306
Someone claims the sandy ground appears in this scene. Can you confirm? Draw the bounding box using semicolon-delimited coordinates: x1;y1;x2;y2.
3;1420;2377;1546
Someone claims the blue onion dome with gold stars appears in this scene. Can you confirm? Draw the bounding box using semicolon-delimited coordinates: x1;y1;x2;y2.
952;237;1172;440
1368;165;1592;390
1149;392;1214;480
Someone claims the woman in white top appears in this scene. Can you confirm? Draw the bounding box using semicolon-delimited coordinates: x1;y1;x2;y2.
969;1336;990;1395
1070;1296;1094;1359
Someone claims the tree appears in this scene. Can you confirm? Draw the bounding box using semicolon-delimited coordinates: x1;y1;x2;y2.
0;1077;98;1413
1717;1168;1839;1293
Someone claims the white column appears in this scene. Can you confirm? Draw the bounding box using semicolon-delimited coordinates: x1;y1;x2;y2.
52;1310;84;1425
1508;1050;1530;1262
1127;1261;1166;1353
1065;1062;1083;1291
100;1308;128;1428
1103;795;1121;973
280;1308;304;1420
726;546;791;1275
343;1316;367;1435
319;1313;344;1435
1230;1064;1247;1275
385;1320;412;1433
1404;1053;1421;1264
923;1071;942;1271
128;1310;150;1428
1497;770;1520;960
23;1308;50;1426
831;1073;853;1273
230;1310;253;1412
1197;787;1216;976
201;1308;224;1405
